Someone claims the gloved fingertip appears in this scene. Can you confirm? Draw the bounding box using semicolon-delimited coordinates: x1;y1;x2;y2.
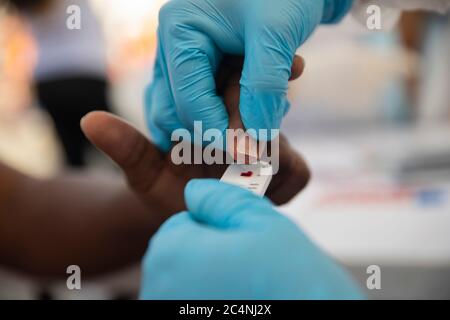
184;179;203;196
184;179;216;209
185;179;232;223
185;179;267;227
185;178;224;196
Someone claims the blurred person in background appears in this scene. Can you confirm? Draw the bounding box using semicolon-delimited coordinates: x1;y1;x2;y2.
0;11;63;178
4;0;110;167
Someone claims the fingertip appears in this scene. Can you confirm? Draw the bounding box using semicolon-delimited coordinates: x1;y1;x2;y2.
185;178;280;228
80;111;105;133
80;111;118;143
289;55;305;81
184;179;246;217
185;178;263;209
81;111;125;147
81;111;161;180
184;179;202;197
184;179;216;209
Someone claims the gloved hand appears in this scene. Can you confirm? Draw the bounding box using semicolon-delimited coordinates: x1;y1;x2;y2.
146;0;354;150
140;179;363;299
82;56;310;214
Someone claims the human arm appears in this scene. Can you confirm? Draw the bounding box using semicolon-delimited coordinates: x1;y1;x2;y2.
0;56;310;278
0;161;160;278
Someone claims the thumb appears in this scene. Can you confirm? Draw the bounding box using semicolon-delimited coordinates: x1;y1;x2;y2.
184;179;277;229
81;111;166;193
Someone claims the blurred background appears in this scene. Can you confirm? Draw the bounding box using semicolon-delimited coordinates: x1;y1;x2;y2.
0;0;449;299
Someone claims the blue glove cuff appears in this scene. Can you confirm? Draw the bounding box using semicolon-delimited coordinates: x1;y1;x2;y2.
321;0;354;24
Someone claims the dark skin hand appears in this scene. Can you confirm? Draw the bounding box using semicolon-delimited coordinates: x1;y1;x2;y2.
0;56;309;279
0;163;152;278
82;55;310;217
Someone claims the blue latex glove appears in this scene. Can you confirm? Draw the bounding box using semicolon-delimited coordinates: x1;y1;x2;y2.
140;179;363;299
146;0;354;151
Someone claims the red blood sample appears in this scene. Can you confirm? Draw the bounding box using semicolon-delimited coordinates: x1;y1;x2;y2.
240;171;253;177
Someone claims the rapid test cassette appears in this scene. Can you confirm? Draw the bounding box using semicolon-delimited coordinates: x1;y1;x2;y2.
220;162;273;196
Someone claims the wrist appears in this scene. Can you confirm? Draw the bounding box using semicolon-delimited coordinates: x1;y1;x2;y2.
321;0;354;24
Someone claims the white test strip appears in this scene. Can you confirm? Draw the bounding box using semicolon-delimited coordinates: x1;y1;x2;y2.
220;162;273;196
